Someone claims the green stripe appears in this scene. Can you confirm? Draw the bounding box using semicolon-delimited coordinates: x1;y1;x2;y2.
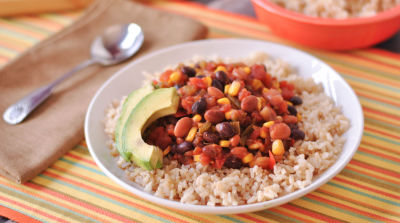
39;14;75;26
0;184;99;223
0;204;47;223
364;117;400;132
360;97;400;112
0;45;19;54
356;150;400;166
0;18;50;35
59;158;105;175
259;210;303;223
363;132;400;146
39;175;172;223
327;182;400;206
219;215;244;223
302;197;383;222
341;169;400;192
0;27;38;43
341;73;400;93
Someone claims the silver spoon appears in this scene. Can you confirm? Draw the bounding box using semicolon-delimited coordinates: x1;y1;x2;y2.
3;23;144;125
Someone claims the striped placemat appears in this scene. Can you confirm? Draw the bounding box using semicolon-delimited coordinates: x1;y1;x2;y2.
0;1;399;223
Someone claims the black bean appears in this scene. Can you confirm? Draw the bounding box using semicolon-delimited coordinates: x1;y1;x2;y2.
202;144;219;158
283;140;291;150
215;70;229;84
203;131;220;144
288;105;297;116
224;155;242;169
192;97;207;114
290;96;303;105
291;129;305;140
176;141;194;154
212;79;224;92
181;66;196;77
216;122;236;139
196;75;205;78
287;123;298;130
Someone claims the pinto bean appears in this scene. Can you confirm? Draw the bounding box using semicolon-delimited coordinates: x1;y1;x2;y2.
207;86;225;99
224;155;242;169
270;123;291;140
241;95;258;112
174;117;193;137
204;110;225;123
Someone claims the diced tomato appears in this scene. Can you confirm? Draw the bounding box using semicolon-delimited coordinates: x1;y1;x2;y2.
155;135;172;149
200;153;211;166
250;126;261;139
215;158;225;169
174;109;188;118
238;88;251;101
206;61;217;71
251;64;266;80
181;96;194;114
281;87;295;100
193;147;202;155
189;77;208;89
268;150;276;170
230;135;240;147
166;124;175;136
231;147;248;159
278;101;288;114
219;104;231;112
232;68;248;80
160;70;173;82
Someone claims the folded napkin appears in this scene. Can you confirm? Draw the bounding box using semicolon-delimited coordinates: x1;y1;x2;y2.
0;0;207;183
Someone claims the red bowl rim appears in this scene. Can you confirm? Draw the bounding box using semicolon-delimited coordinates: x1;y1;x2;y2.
253;0;400;26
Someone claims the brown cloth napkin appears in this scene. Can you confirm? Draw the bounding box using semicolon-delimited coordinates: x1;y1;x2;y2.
0;0;207;183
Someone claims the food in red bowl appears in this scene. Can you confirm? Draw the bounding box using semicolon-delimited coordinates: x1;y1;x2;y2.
251;0;400;50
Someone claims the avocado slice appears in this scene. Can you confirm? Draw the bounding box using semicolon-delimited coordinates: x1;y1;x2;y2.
115;84;154;161
121;87;179;170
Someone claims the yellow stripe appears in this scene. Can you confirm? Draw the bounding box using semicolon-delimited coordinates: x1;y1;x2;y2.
292;197;370;223
272;206;325;223
361;141;400;159
364;111;400;127
313;191;400;221
32;175;162;223
0;190;78;223
360;98;400;118
347;79;400;101
0;48;16;58
39;14;75;26
364;123;400;144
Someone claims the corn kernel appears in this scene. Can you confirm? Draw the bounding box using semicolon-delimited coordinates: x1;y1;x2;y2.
262;88;269;93
192;114;202;123
263;121;275;128
249;158;256;168
257;97;263;111
219;140;230;147
215;65;227;73
260;126;268;138
185;127;198;142
193;155;201;162
242;153;254;164
249;142;262;150
272;139;285;156
252;79;263;90
276;116;283;122
243;66;251;75
228;81;241;96
217;97;231;105
203;76;212;87
297;113;302;122
273;80;280;89
163;146;171;156
286;101;293;106
225;110;232;120
224;84;231;94
168;71;180;84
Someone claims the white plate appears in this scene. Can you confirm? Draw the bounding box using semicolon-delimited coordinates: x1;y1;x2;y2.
84;39;363;214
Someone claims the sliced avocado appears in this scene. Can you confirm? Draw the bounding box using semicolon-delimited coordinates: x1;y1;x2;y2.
122;87;179;170
115;84;154;161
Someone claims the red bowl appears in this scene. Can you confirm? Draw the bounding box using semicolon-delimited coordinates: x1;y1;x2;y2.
251;0;400;50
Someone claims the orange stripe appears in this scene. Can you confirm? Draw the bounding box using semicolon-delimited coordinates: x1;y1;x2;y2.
0;205;41;223
366;48;400;60
0;38;26;51
349;52;400;70
43;171;189;223
364;126;400;141
0;22;45;39
65;153;97;166
356;90;400;108
0;195;67;223
307;194;398;223
268;207;315;222
363;106;400;121
362;141;400;156
358;147;400;164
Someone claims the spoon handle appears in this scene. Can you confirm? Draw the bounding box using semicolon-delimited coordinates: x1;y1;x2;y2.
3;59;97;125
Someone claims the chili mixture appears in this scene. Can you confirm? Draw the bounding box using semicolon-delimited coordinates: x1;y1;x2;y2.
144;61;305;170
